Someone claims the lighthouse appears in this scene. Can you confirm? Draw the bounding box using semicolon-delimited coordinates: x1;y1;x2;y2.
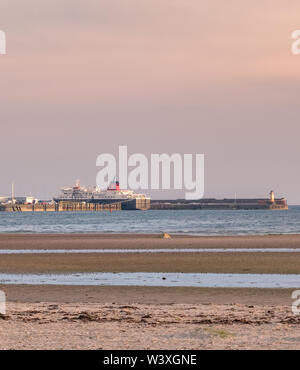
270;190;275;203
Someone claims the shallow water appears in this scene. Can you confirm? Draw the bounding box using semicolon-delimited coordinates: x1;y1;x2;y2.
0;207;300;235
1;248;300;254
1;272;300;288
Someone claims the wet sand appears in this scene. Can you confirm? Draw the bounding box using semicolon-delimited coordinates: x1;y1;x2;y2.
1;233;300;250
1;251;300;274
0;285;295;305
1;234;300;274
0;234;300;349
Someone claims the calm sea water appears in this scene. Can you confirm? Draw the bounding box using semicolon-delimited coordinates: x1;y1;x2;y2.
0;206;300;235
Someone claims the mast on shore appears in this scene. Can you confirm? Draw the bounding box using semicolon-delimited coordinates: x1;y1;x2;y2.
11;181;15;204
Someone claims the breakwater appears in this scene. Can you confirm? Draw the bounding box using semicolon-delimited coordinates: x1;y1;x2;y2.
150;198;288;210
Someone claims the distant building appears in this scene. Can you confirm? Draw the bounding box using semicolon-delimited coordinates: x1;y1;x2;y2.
0;196;38;205
0;197;8;204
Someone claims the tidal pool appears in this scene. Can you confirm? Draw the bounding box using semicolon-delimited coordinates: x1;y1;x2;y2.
0;248;300;254
0;272;300;288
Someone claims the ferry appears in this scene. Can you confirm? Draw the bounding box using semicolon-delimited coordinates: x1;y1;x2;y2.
53;180;150;205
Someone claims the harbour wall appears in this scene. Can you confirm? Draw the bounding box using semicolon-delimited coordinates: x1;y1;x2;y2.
150;199;288;210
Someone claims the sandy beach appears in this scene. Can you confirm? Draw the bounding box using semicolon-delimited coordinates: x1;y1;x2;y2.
1;301;300;350
0;234;300;349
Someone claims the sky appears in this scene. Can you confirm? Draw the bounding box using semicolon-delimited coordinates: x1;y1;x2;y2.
0;0;300;202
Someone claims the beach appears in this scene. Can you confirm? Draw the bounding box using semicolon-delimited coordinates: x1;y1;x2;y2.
1;301;300;350
0;234;300;349
1;234;300;274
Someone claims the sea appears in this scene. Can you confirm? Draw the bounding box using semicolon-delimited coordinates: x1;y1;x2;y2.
0;206;300;235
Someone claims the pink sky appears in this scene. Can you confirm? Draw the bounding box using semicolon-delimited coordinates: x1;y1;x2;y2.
0;0;300;202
